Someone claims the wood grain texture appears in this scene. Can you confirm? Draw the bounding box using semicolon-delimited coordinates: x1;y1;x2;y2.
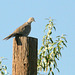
12;37;38;75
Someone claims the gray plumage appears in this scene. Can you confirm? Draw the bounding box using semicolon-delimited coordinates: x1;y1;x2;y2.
3;17;35;40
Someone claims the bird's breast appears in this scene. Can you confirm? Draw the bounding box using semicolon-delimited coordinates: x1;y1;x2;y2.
21;25;31;36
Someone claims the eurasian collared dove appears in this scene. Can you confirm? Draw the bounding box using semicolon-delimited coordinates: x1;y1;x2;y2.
3;17;35;40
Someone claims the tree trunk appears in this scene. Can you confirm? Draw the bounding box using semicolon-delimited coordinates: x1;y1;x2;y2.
12;37;38;75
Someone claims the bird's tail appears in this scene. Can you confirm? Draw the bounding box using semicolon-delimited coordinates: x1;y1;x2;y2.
3;33;14;40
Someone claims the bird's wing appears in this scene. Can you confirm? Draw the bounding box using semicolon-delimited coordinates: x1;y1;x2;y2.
13;22;29;34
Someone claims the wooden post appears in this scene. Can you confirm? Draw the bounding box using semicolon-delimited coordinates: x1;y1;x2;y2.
12;37;38;75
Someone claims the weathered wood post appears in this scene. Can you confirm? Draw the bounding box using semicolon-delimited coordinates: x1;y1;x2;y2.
12;37;38;75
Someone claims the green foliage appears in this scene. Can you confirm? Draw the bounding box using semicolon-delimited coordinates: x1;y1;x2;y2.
0;57;9;75
37;18;67;75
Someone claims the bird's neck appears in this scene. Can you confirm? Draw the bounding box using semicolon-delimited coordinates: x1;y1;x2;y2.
27;22;32;25
27;20;32;23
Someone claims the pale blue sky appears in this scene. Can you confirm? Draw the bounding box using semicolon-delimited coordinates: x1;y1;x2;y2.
0;0;75;75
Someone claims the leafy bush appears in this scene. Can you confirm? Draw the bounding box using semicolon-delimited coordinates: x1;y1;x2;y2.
0;57;9;75
37;18;67;75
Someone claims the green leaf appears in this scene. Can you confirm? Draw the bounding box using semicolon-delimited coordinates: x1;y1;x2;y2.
40;46;44;50
48;46;54;50
64;39;67;43
49;31;52;35
54;64;56;68
43;62;45;71
48;72;50;75
55;53;59;60
50;67;52;71
56;67;60;72
62;41;67;47
61;36;67;43
53;26;56;31
0;69;2;71
44;24;49;32
54;60;57;67
5;66;7;70
46;24;49;27
52;21;54;25
0;61;1;64
1;71;4;75
39;53;42;59
45;56;48;63
50;59;54;62
43;35;46;39
56;36;60;38
50;38;53;43
52;42;57;46
52;71;54;75
58;45;61;52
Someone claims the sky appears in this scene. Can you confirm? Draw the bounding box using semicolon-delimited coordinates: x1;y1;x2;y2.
0;0;75;75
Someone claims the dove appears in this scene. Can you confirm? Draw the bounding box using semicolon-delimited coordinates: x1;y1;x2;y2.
3;17;35;40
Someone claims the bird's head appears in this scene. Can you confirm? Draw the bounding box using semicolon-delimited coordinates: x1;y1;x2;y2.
27;17;35;23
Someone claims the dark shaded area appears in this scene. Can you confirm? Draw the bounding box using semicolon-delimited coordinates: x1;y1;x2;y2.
15;36;22;45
